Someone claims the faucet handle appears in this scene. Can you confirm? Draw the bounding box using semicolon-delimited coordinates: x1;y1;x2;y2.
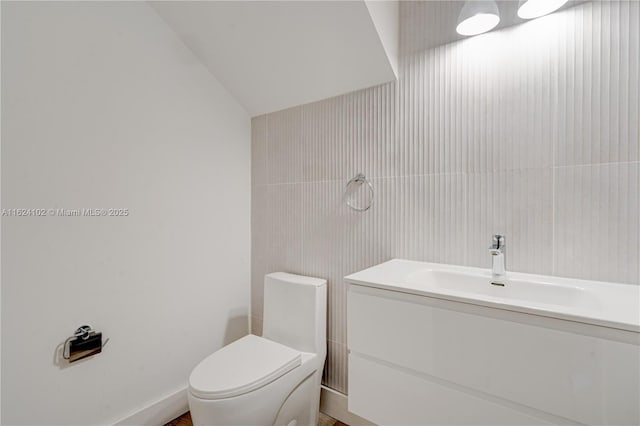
491;234;505;249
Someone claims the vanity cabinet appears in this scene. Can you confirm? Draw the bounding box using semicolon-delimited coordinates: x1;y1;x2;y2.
347;283;640;425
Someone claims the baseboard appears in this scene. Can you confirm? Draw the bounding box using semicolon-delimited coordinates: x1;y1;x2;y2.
113;387;188;426
112;383;366;426
319;386;376;426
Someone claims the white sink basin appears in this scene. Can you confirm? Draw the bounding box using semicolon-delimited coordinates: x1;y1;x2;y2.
406;269;599;310
345;259;640;332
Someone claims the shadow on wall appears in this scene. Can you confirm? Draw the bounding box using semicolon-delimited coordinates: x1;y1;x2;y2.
224;308;250;345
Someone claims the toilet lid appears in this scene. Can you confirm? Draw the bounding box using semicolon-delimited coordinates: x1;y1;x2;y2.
189;334;302;400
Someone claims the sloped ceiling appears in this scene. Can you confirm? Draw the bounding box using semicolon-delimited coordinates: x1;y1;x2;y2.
151;1;398;117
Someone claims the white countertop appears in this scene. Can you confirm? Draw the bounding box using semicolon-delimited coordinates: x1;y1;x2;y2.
345;259;640;333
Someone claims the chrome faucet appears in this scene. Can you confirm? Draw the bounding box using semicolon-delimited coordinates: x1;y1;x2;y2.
489;235;506;277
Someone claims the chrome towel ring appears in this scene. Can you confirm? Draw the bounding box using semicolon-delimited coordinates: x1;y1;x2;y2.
344;173;374;212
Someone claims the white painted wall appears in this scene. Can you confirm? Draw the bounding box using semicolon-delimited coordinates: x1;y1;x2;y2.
152;1;398;116
1;2;250;425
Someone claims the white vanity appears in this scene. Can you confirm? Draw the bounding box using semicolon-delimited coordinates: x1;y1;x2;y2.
346;259;640;425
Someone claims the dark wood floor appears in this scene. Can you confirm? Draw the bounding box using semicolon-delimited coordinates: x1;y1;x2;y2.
165;412;347;426
165;412;192;426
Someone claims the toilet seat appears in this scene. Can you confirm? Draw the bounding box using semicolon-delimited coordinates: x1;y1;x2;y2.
189;334;302;400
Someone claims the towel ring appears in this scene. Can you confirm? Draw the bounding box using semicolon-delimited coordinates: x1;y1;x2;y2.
344;173;374;212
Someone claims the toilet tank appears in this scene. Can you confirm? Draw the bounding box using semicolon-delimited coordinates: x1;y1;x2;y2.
262;272;327;356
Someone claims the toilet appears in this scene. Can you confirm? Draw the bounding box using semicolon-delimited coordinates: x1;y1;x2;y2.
188;272;327;426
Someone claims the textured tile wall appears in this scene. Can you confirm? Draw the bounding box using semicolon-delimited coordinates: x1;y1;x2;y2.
251;1;640;394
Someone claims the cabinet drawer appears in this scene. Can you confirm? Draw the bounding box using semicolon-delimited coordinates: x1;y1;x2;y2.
349;353;552;426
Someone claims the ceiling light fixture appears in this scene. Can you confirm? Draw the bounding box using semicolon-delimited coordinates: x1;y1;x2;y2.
456;0;501;36
517;0;569;19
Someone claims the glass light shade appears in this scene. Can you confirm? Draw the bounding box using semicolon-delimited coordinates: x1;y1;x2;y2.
456;1;501;36
517;0;569;19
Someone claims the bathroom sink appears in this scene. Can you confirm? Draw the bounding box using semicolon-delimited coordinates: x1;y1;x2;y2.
345;259;640;332
405;269;597;310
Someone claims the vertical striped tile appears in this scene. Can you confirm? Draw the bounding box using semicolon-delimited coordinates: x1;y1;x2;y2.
251;115;267;186
466;169;554;275
556;1;640;165
301;180;350;344
251;185;269;319
302;96;345;182
389;174;468;265
342;83;398;179
266;183;304;274
266;106;304;184
554;163;639;284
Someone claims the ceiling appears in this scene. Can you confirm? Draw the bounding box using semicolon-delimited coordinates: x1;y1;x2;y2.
151;1;398;117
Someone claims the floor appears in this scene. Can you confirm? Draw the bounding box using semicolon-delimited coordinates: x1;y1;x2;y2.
165;412;192;426
318;413;348;426
165;412;347;426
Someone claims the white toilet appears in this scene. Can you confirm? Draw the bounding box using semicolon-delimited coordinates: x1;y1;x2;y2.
188;272;327;426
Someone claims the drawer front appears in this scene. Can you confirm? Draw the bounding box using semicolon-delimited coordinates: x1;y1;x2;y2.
349;353;553;426
348;286;640;425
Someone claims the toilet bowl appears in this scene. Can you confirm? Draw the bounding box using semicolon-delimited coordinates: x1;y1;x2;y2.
188;272;327;426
